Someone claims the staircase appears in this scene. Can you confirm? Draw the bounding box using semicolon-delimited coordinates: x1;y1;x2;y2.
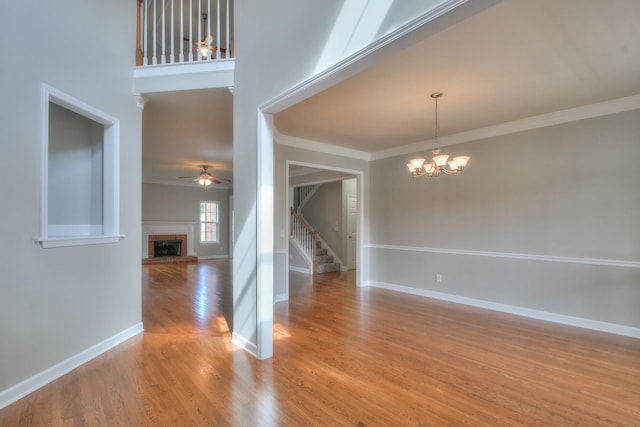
315;240;340;274
290;207;341;275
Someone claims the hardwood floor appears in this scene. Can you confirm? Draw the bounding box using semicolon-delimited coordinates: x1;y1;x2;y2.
2;260;640;425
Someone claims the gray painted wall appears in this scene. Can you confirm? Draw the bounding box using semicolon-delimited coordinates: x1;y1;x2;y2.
48;103;104;228
0;1;141;394
142;183;230;258
369;109;640;328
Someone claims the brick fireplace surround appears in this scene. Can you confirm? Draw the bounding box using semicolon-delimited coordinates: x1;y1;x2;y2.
142;221;198;264
143;233;198;264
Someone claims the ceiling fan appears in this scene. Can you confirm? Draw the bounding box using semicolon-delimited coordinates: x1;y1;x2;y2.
183;13;229;58
183;14;217;58
178;165;228;189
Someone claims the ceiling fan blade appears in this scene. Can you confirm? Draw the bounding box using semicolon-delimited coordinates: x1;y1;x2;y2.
178;175;198;179
210;176;230;182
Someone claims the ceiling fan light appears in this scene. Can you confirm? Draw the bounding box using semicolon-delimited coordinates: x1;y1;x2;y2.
199;46;210;58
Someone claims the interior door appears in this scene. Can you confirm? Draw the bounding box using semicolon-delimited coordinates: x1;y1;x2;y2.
346;194;357;270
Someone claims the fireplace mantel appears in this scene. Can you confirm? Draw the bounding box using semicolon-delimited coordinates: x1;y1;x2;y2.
142;221;197;259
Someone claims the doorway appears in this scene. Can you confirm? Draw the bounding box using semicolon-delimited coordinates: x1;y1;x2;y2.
283;161;365;301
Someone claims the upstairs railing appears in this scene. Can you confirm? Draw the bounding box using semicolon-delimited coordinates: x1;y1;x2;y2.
291;208;317;273
136;0;233;67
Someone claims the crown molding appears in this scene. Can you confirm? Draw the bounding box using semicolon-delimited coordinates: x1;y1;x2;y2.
276;133;372;161
143;178;230;189
371;93;640;160
276;94;640;162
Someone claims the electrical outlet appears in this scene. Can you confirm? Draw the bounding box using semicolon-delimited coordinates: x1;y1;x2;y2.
435;273;442;283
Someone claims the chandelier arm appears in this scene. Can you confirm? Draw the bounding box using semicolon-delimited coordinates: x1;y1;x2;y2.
440;168;458;176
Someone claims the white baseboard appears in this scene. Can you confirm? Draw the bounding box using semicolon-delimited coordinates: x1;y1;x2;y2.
231;332;258;358
274;293;288;303
198;255;230;260
288;265;311;274
0;322;144;410
366;281;640;340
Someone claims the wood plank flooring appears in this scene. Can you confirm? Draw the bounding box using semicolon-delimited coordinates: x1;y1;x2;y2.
1;260;640;425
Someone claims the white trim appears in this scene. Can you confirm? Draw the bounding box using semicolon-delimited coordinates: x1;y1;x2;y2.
288;265;312;274
231;332;258;358
135;94;149;110
0;323;143;410
198;255;229;260
37;235;125;249
367;281;640;339
256;111;274;360
274;94;640;162
371;94;640;160
277;91;639;165
199;199;221;244
261;0;477;114
368;244;640;269
40;84;121;248
274;293;288;303
132;58;235;78
277;133;371;161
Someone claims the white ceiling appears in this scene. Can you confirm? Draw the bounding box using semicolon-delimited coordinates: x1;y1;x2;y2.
142;0;640;185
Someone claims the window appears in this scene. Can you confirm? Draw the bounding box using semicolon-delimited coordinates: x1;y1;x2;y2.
38;84;122;248
200;201;219;243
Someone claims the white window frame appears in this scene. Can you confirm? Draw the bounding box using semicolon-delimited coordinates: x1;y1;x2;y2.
200;200;219;244
37;84;123;248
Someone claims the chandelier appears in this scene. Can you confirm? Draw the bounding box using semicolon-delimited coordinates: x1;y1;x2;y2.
407;92;470;177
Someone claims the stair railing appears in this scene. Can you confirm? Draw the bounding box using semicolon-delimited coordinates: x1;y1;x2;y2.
290;208;317;273
293;184;319;212
136;0;234;66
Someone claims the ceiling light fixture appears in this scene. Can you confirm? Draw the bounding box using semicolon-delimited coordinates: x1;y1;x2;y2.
197;171;213;187
197;14;215;59
179;165;223;191
407;92;470;177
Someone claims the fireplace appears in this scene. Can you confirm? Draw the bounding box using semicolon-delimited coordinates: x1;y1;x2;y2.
143;233;197;264
154;239;182;257
142;222;198;264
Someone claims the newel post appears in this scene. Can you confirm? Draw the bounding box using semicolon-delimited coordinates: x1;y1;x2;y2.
136;0;144;66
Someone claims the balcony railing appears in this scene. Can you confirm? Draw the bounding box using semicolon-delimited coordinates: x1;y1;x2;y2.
136;0;233;67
